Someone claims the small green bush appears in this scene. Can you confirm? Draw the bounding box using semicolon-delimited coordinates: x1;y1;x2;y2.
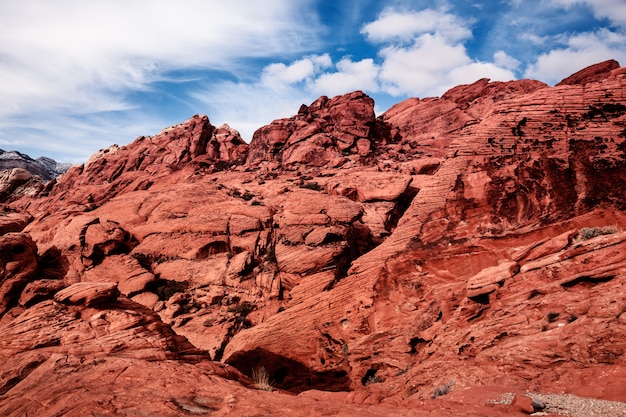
576;225;618;242
241;192;255;201
148;279;187;301
432;380;455;399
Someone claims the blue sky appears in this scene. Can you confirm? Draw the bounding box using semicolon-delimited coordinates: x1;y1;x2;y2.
1;0;625;163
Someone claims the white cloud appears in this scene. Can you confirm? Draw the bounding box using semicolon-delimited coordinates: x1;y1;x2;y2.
193;56;380;140
493;51;521;71
377;33;470;96
312;58;380;96
192;80;316;142
261;55;332;86
448;62;515;85
377;35;516;97
361;8;472;43
0;0;319;117
525;29;626;84
0;0;321;160
365;8;516;98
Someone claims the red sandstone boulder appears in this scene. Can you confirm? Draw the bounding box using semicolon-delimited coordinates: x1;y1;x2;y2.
0;168;43;203
246;91;383;168
54;281;120;306
19;114;248;213
0;210;31;234
0;232;38;316
556;59;620;86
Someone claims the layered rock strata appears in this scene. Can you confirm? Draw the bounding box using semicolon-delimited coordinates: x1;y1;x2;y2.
1;60;625;415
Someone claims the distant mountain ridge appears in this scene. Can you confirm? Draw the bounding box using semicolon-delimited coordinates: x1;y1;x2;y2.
0;149;72;181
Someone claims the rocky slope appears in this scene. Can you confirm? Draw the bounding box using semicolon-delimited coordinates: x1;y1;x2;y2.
0;149;72;203
0;149;71;181
1;59;625;416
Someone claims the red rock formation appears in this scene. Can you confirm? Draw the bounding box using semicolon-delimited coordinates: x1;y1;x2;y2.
2;61;626;416
556;59;620;86
246;91;391;168
0;168;43;203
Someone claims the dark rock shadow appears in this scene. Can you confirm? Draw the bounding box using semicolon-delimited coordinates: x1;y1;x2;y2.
226;348;351;393
38;246;69;280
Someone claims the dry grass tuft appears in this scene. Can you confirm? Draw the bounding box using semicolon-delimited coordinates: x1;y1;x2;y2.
251;366;273;391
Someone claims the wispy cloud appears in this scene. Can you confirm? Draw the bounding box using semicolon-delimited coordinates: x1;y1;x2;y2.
0;0;321;161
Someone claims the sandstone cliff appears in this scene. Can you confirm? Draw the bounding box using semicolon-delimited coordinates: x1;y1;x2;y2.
1;60;626;416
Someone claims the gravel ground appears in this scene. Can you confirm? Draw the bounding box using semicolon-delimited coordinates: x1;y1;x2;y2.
529;393;626;417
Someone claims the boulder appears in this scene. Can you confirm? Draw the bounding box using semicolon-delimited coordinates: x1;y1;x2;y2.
54;282;119;306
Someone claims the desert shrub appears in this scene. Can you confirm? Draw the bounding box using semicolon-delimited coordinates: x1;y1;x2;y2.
432;380;455;399
179;301;202;315
576;225;618;242
547;312;560;323
241;192;255;201
364;375;382;385
251;366;273;391
300;181;321;191
395;364;410;376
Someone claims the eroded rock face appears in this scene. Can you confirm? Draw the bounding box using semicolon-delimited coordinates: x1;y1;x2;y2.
0;168;43;203
221;62;626;399
0;149;70;182
25;114;248;213
2;61;626;415
556;58;620;86
246;91;389;168
0;232;38;316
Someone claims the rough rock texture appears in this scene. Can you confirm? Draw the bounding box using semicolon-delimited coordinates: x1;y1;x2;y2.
556;59;620;86
246;91;392;168
0;168;44;203
0;149;71;182
2;61;626;416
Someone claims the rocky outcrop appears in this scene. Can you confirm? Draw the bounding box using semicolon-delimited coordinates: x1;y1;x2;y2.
221;62;626;399
246;91;392;168
24;114;248;213
0;168;44;203
0;149;70;182
0;232;38;316
1;61;626;416
556;59;620;86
